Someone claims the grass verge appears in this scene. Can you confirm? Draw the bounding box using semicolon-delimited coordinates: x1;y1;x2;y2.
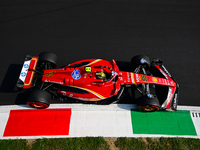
115;137;200;150
1;137;200;150
0;137;109;150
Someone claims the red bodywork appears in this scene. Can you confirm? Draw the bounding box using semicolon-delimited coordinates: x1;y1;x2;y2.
42;59;121;101
22;58;178;110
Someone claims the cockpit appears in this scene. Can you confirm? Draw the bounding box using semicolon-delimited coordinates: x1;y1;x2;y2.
84;66;114;81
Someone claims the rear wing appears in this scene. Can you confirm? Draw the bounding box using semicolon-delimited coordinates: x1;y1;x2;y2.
16;55;39;89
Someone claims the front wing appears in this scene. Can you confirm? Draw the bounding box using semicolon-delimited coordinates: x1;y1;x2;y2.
152;59;179;111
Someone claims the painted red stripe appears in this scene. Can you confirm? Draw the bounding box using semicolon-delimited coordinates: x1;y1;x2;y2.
3;108;71;136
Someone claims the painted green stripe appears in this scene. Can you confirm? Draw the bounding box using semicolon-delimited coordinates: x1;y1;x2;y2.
131;110;197;136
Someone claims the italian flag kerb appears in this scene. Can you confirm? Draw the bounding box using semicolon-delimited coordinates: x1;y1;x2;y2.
3;109;72;136
130;110;197;136
2;107;198;137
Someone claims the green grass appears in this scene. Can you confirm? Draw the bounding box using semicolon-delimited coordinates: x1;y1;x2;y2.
1;137;200;150
115;137;200;150
0;139;30;150
0;137;109;150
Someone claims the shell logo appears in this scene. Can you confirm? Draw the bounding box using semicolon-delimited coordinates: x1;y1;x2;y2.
45;71;56;77
152;77;158;83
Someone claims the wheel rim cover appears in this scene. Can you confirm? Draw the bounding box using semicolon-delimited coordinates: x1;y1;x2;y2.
28;102;48;108
141;105;159;112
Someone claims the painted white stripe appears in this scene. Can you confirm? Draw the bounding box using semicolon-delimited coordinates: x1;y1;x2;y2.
0;104;200;139
178;106;200;111
69;110;133;137
0;113;9;138
0;104;198;112
86;59;102;66
191;111;200;136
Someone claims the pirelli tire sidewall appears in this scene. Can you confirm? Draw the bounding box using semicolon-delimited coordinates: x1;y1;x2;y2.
39;52;58;68
137;96;160;112
131;55;150;70
27;89;51;109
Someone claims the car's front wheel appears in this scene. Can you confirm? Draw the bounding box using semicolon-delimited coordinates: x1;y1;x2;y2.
137;95;160;112
131;55;150;72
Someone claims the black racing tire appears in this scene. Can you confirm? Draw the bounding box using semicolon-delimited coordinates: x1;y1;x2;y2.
39;52;58;68
137;95;160;112
131;55;150;71
27;89;51;109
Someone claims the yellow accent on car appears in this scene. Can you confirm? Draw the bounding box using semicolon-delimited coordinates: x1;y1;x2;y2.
131;73;135;83
68;85;106;99
86;59;102;66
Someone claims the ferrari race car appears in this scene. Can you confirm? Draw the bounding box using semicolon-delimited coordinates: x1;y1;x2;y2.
16;52;179;112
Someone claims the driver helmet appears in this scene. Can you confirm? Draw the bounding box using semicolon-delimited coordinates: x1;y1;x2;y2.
85;66;91;73
95;71;106;80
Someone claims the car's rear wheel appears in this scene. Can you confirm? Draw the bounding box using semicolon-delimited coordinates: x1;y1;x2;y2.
137;95;160;112
27;89;51;109
39;52;58;69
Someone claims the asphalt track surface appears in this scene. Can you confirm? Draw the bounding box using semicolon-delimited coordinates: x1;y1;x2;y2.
0;0;200;106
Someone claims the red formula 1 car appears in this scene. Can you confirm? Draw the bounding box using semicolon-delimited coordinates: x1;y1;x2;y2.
16;52;179;112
